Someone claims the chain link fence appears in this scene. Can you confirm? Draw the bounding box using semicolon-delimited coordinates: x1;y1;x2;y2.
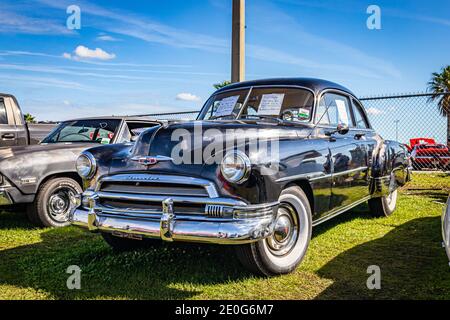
360;93;449;171
142;92;450;172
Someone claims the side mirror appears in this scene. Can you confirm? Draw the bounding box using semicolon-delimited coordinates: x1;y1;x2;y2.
336;123;349;135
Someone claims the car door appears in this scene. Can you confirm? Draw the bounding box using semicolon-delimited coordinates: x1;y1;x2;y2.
315;91;368;214
351;98;377;197
0;97;17;146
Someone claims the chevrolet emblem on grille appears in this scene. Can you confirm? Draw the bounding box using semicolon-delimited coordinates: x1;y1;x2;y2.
131;155;173;166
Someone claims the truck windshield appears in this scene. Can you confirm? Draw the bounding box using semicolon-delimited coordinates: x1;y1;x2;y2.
199;87;314;123
41;119;121;144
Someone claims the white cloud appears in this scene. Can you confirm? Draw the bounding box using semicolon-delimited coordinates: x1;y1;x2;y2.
62;52;72;59
73;45;116;60
176;93;201;102
366;107;385;116
96;35;121;42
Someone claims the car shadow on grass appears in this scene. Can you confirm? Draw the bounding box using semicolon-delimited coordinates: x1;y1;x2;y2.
0;212;254;299
314;216;450;299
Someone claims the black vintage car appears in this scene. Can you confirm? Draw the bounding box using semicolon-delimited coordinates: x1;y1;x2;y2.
0;116;160;227
71;78;411;276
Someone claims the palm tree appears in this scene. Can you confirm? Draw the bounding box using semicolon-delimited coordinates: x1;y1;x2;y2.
24;113;36;123
428;66;450;147
213;80;231;90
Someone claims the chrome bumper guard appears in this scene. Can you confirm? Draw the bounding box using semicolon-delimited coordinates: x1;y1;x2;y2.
0;188;13;206
70;193;279;245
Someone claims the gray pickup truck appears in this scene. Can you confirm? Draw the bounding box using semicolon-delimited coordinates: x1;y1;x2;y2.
0;116;162;228
0;93;56;147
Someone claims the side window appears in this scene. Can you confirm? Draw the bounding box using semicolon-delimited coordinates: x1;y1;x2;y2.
0;99;8;124
352;99;370;129
316;93;353;127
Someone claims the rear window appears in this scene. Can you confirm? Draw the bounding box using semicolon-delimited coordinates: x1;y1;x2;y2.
0;99;7;124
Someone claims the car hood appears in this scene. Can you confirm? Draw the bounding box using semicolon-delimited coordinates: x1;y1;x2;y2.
135;120;311;158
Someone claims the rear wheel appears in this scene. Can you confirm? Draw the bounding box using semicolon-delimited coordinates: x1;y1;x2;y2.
368;189;398;217
102;232;160;252
235;186;312;276
27;177;81;227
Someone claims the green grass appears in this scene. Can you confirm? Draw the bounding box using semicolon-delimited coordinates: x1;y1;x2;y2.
0;173;449;300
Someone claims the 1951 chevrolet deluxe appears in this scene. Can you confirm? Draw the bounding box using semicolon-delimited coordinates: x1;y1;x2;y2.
71;78;411;276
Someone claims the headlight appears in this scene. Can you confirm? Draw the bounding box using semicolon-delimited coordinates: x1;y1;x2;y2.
76;152;97;179
220;151;251;184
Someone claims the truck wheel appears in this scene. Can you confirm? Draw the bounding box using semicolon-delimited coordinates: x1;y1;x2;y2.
27;177;82;228
368;189;398;217
101;233;159;252
235;186;312;276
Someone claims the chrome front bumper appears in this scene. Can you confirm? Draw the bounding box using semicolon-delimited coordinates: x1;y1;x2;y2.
70;197;279;245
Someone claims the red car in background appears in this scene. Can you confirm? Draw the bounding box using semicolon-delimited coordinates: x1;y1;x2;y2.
409;138;450;170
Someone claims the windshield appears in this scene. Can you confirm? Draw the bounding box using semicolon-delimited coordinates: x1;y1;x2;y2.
41;119;121;144
199;87;314;123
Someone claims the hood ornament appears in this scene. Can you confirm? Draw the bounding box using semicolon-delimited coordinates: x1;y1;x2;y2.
131;155;173;166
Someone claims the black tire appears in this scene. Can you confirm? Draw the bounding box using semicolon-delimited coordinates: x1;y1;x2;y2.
368;189;398;217
101;232;160;252
235;186;312;276
27;177;82;228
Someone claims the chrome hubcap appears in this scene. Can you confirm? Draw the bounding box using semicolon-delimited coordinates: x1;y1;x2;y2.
47;187;76;223
266;204;299;257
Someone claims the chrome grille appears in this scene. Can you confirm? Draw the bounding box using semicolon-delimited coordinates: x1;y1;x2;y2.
94;174;220;217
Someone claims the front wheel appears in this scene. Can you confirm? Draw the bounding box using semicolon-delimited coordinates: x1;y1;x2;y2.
27;177;82;228
368;189;398;217
235;186;312;276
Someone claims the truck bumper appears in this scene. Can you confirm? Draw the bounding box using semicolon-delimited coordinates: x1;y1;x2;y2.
71;201;279;245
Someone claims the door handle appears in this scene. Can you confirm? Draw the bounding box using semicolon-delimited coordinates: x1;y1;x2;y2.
354;133;366;140
1;133;15;139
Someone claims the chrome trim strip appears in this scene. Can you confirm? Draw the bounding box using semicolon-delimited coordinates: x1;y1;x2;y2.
276;172;325;183
312;196;371;227
276;167;368;183
333;166;369;178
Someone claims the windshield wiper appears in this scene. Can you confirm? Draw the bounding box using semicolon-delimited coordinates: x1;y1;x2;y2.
240;115;294;126
208;115;233;120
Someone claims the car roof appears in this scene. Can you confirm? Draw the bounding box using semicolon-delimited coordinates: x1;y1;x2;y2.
214;78;356;97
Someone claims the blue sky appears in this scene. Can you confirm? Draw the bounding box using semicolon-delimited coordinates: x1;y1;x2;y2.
0;0;449;123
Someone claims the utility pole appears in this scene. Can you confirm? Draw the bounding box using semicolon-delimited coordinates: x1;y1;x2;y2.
231;0;245;83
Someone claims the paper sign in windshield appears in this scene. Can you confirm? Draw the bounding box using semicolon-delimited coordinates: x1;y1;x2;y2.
335;99;349;125
214;95;240;117
258;94;285;116
298;108;310;120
